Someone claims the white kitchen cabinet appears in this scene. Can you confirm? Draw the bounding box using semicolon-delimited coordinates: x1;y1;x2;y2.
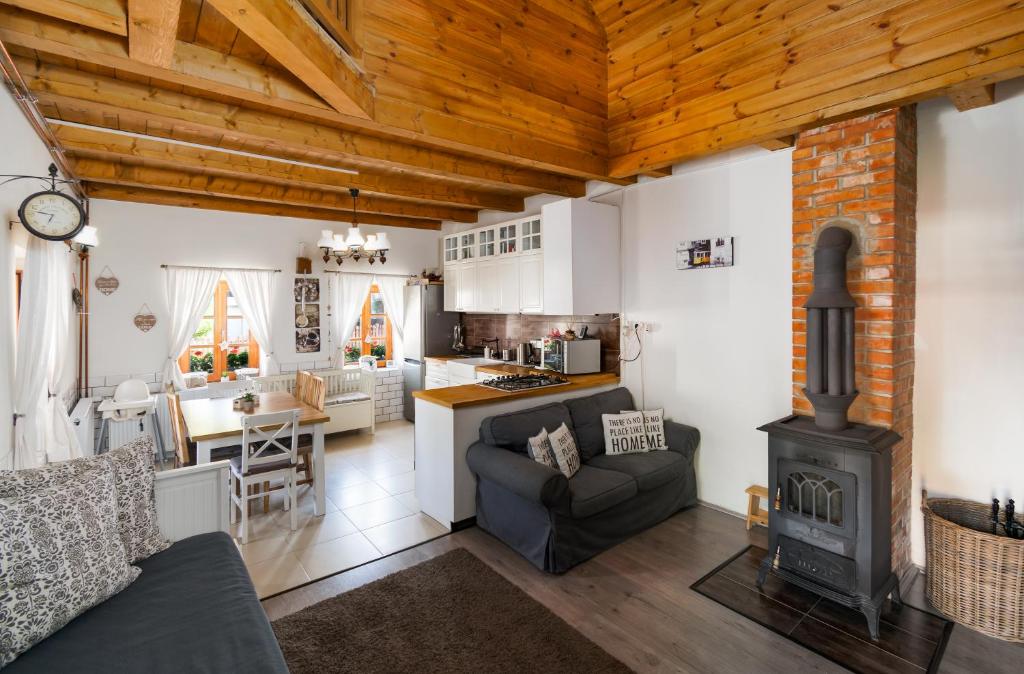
541;198;620;315
425;375;449;390
443;235;460;264
476;259;500;312
519;255;544;313
456;262;477;312
497;257;520;314
520;216;542;254
443;264;458;311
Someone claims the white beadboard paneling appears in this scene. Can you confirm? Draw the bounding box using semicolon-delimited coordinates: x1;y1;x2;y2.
154;462;230;542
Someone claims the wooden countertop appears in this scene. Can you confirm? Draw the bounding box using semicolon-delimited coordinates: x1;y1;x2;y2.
412;371;619;409
424;355;469;364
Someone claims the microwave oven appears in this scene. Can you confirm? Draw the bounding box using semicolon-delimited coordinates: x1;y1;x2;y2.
541;338;601;374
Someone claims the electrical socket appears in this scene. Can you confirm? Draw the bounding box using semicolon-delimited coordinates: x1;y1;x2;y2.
622;321;653;335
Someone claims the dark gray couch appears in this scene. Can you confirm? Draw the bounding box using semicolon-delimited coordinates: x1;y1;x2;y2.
467;387;700;573
6;532;288;674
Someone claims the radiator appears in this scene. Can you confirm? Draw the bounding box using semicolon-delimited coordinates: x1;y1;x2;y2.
69;398;95;456
154;462;230;542
102;394;174;453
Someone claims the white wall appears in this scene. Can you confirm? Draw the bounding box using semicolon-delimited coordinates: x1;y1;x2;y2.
0;88;67;462
911;81;1024;565
615;148;794;515
86;200;441;381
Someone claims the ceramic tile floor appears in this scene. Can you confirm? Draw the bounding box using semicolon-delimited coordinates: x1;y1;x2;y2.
232;420;448;598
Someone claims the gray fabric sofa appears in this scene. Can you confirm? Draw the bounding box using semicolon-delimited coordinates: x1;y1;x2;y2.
5;532;288;674
466;387;700;573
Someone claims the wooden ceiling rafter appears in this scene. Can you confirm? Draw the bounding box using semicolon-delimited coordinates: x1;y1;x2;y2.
126;0;181;67
85;182;443;229
50;123;526;211
18;58;589;197
69;156;482;222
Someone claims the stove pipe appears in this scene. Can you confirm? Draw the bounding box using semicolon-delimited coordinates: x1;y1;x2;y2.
803;226;858;431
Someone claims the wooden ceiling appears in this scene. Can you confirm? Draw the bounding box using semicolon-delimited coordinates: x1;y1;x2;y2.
2;1;1023;226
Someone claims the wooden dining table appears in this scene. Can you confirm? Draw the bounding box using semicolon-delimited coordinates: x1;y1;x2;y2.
179;391;331;516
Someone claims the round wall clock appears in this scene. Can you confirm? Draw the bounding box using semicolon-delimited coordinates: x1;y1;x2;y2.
18;190;86;241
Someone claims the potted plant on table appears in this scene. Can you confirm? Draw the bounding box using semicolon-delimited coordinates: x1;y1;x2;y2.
239;392;256;413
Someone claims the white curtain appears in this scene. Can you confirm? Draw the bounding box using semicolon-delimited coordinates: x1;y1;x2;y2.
374;275;406;363
9;238;80;469
223;269;278;376
330;273;372;366
162;266;222;390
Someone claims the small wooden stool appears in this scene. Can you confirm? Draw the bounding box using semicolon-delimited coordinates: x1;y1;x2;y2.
745;485;769;530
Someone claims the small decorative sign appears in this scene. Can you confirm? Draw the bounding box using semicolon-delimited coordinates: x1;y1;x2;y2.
676;236;734;270
133;304;157;332
95;266;119;295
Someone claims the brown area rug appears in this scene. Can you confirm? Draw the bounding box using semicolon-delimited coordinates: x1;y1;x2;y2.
272;548;632;674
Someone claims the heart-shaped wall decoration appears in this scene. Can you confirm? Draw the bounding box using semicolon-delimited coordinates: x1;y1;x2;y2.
95;266;119;295
133;304;157;332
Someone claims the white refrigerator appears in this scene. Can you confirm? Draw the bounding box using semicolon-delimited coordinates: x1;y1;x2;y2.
401;284;460;421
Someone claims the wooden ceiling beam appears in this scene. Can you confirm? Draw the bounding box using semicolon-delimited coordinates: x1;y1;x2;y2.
759;136;796;151
947;83;996;111
0;0;127;36
127;0;181;67
84;184;443;230
52;124;525;211
70;158;480;222
0;6;611;181
20;58;587;197
204;0;374;119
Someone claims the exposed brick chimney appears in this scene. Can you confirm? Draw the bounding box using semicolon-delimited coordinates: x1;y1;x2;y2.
791;107;917;580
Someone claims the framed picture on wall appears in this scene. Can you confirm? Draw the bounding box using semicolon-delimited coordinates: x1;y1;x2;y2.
295;328;321;353
676;237;734;270
295;303;320;328
294;277;320;303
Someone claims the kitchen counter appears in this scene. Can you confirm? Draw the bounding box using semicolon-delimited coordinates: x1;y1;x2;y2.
423;355;468;364
413;370;619;409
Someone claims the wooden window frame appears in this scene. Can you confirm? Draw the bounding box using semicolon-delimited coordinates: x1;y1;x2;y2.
344;283;392;365
178;280;260;382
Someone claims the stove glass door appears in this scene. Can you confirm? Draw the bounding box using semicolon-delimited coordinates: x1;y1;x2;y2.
778;459;856;536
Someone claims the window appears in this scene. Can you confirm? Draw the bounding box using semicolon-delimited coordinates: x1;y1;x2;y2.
343;284;392;364
178;280;259;381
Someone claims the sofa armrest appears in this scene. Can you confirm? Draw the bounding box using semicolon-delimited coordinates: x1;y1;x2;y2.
665;420;700;462
466;442;568;508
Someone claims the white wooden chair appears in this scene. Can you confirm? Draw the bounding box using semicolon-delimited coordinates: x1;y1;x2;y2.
228;408;300;544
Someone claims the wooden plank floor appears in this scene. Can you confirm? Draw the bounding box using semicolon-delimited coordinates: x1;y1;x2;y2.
263;506;1024;673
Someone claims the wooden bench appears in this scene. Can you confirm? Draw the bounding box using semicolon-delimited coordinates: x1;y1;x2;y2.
256;368;375;435
745;484;769;530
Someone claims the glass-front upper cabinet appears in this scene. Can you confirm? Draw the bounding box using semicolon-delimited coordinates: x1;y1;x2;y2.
521;217;542;253
460;231;476;260
498;222;517;255
443;235;459;263
478;228;495;258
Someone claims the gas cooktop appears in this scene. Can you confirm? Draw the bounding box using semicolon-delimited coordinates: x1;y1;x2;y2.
478;374;570;391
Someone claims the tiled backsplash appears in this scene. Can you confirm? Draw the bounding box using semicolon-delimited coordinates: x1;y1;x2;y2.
461;313;621;373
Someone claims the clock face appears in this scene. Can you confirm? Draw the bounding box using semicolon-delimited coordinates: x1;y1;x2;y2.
19;190;86;241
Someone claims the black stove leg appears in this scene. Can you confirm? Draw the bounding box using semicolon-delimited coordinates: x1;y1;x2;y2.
889;581;903;608
861;604;881;641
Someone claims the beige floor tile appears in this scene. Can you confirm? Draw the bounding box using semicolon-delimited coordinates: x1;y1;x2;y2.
329;481;391;509
247;553;310;599
294;532;382;580
324;465;372;490
342;496;414;530
386;445;414;461
236;531;293;566
394;490;420;513
279;511;359;552
361;513;448;556
375;470;415;495
364;458;414;480
345;450;404;470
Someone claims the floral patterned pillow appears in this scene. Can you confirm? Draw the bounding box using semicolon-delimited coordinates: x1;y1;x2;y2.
0;463;141;667
0;435;169;563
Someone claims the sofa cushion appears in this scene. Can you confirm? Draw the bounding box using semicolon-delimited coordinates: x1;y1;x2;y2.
325;391;371;406
567;465;637;519
587;450;687;492
565;387;635;461
0;463;140;668
3;532;289;674
480;403;575;454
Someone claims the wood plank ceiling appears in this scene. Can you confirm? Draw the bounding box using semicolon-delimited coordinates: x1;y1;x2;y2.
2;1;1023;226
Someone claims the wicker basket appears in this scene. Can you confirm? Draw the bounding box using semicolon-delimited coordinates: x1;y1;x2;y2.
922;490;1024;642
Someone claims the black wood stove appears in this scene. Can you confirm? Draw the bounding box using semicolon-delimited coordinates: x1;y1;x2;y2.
757;226;902;641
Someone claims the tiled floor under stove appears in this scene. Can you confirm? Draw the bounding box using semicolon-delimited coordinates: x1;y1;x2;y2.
233;420;448;598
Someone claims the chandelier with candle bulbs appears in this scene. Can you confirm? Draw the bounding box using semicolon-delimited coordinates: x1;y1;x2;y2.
317;188;391;264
